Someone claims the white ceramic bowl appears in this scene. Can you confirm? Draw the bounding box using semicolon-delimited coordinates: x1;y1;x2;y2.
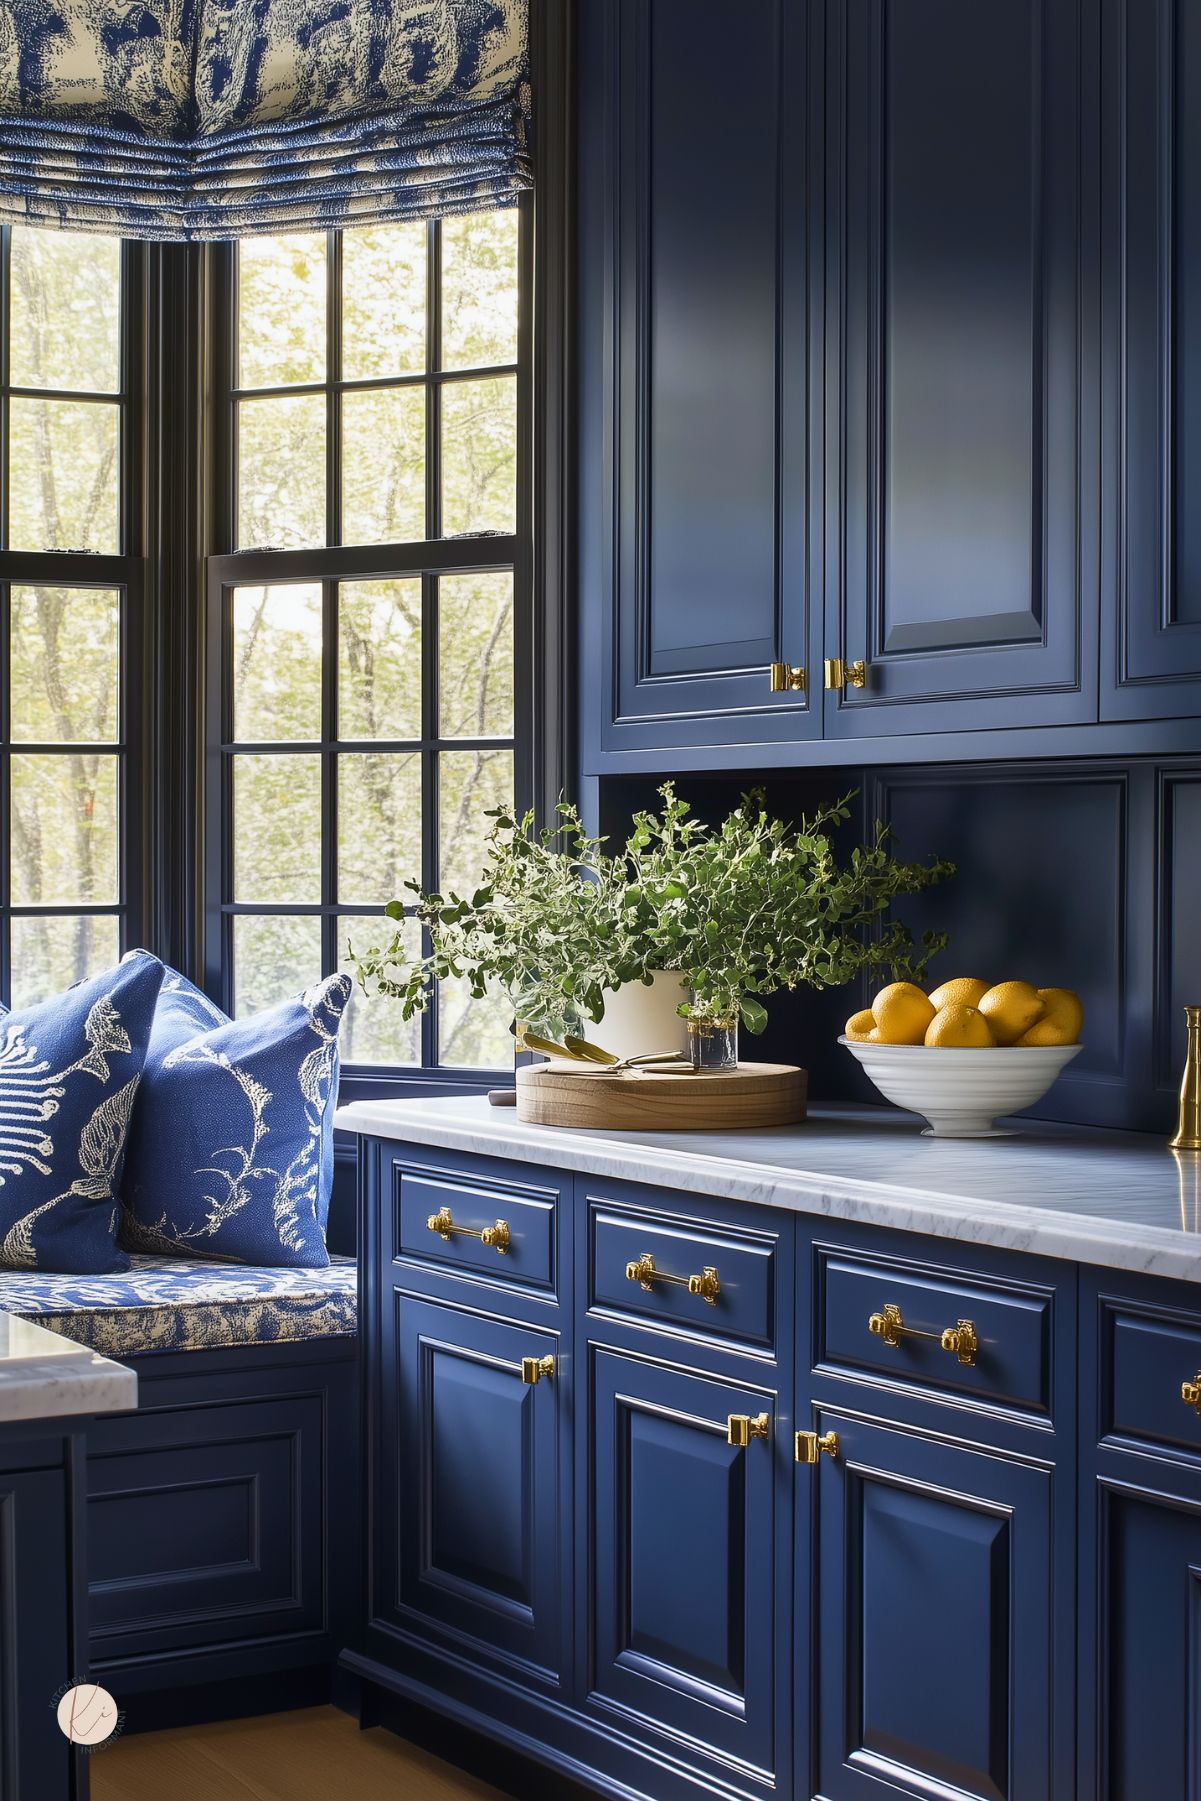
839;1037;1084;1137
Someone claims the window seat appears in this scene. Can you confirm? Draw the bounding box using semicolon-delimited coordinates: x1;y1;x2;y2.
0;1254;357;1357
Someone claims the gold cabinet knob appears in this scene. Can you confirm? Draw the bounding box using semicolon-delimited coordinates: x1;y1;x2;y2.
521;1355;555;1386
727;1412;770;1448
769;661;807;693
941;1320;980;1366
1182;1375;1201;1414
625;1252;721;1307
427;1205;511;1254
796;1429;840;1464
824;657;868;691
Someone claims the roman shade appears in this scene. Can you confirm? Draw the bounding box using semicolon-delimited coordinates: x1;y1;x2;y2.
0;0;530;241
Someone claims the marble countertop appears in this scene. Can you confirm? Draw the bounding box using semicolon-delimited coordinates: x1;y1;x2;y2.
0;1314;136;1425
335;1097;1201;1284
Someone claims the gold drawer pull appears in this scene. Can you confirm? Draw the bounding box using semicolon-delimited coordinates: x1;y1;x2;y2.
427;1205;511;1254
770;661;807;693
796;1429;840;1464
1182;1375;1201;1414
868;1302;979;1368
520;1355;555;1387
727;1412;770;1448
824;657;868;691
625;1251;721;1306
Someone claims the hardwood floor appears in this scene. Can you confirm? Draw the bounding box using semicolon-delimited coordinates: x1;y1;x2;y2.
90;1705;509;1801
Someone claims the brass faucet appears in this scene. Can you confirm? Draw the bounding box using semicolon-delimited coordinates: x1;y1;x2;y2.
1170;1005;1201;1152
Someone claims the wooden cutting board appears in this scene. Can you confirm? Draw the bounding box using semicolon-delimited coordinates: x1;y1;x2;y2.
516;1060;807;1131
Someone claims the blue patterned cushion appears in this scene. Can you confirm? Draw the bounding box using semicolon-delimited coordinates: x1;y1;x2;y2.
0;1255;357;1356
0;954;165;1274
119;966;350;1269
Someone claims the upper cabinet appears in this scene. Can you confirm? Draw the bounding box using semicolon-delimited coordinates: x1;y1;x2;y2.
578;0;1201;772
578;0;818;761
1102;0;1201;719
825;0;1096;739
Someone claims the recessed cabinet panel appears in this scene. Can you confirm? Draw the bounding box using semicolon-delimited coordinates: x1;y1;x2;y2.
816;1412;1054;1800
383;1296;563;1684
588;1347;779;1778
598;0;814;753
0;1469;73;1801
827;0;1092;737
1103;0;1201;715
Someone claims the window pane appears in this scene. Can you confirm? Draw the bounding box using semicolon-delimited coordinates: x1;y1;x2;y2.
338;579;422;741
341;387;425;545
10;754;119;904
337;753;421;903
233;584;323;742
438;572;513;738
439;979;513;1069
9;398;120;552
232;914;322;1017
238;394;326;550
9;228;121;394
233;755;322;902
441;209;519;371
437;748;513;899
238;234;327;389
342;223;426;379
10;587;120;743
9;914;120;1010
339;913;421;1065
441;377;516;536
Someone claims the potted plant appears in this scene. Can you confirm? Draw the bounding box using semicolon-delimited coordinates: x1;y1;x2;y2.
349;786;952;1071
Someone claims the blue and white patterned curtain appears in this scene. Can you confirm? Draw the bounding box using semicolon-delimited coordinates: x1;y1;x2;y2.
0;0;531;240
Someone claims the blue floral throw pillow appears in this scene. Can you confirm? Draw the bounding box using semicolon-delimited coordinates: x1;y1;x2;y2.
0;953;165;1273
119;967;351;1269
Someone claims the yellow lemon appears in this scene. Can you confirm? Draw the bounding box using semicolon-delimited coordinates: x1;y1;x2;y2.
924;1003;995;1048
928;976;990;1013
1017;987;1083;1047
871;982;936;1045
978;980;1045;1045
845;1008;878;1042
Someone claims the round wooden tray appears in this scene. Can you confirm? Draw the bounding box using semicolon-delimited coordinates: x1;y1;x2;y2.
516;1060;808;1131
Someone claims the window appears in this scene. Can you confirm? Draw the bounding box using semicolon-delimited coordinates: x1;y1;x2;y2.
0;227;142;1008
207;209;527;1070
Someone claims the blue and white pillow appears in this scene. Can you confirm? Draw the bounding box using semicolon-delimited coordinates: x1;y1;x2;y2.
0;953;165;1274
119;967;351;1269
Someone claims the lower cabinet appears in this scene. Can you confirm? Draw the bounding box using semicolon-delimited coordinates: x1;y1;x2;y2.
349;1138;1201;1801
586;1347;781;1782
812;1409;1055;1801
0;1446;80;1801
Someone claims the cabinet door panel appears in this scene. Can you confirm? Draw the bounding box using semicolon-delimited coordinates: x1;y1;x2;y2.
815;1412;1053;1800
827;0;1094;737
0;1467;75;1801
377;1294;563;1685
1102;0;1201;714
588;1348;779;1779
590;0;815;757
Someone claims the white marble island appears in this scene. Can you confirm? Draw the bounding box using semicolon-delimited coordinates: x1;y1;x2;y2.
0;1312;136;1424
335;1097;1201;1284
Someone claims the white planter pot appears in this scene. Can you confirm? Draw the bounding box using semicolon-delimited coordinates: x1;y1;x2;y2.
590;971;689;1063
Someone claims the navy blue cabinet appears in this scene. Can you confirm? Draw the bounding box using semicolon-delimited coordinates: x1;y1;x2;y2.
1080;1272;1201;1797
825;0;1095;739
579;0;819;762
1102;0;1201;718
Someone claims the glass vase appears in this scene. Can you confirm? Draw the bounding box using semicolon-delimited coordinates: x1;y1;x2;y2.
687;1009;739;1072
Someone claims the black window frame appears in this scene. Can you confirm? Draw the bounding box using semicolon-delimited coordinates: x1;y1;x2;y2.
202;199;535;1083
0;231;149;1006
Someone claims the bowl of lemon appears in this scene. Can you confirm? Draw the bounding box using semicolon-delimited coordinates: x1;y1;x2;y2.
839;978;1083;1138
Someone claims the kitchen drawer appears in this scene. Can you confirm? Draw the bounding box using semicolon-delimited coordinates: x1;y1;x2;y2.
1103;1298;1201;1459
818;1246;1053;1415
589;1195;778;1354
393;1156;559;1294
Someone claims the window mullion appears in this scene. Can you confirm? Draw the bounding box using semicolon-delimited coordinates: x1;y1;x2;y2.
322;574;338;981
327;227;342;550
